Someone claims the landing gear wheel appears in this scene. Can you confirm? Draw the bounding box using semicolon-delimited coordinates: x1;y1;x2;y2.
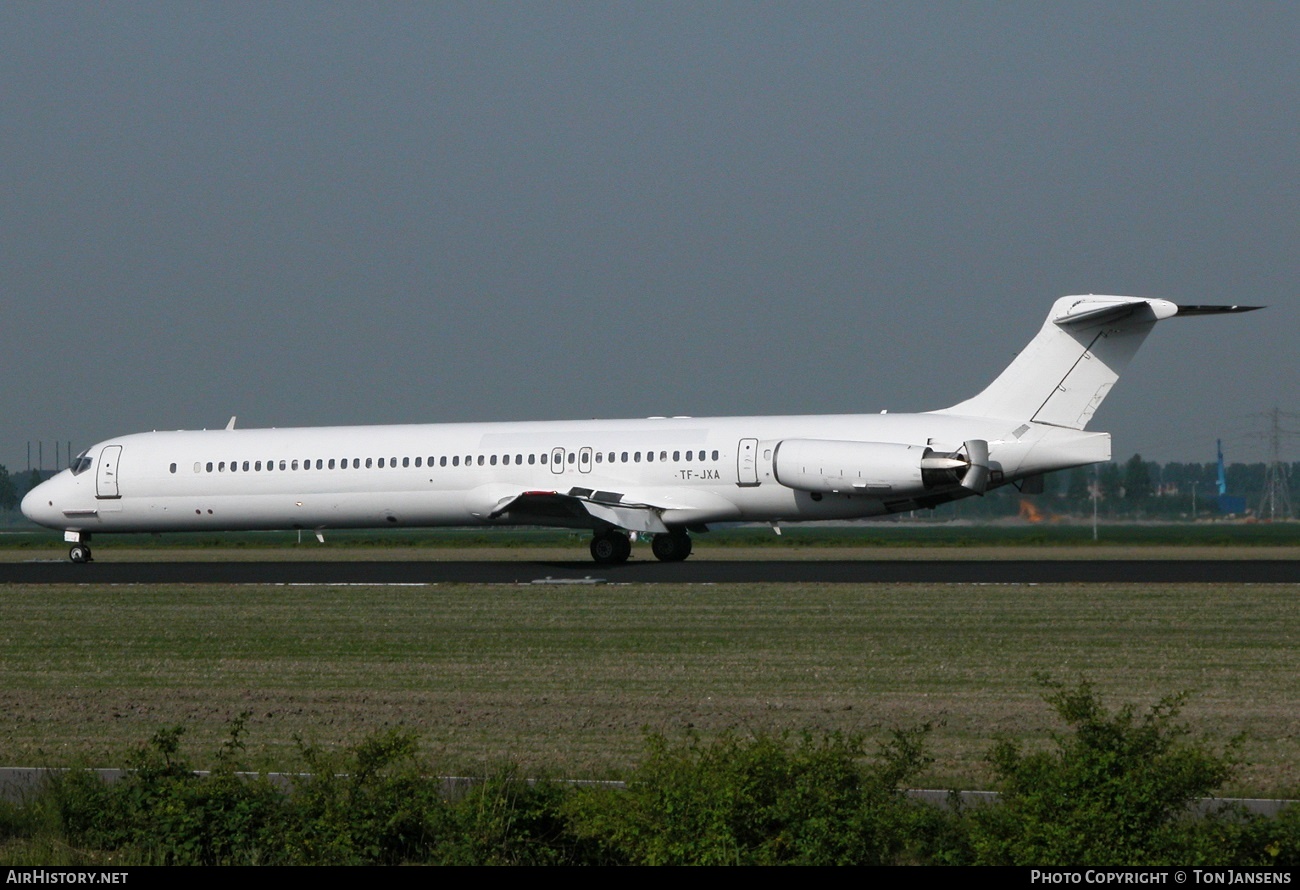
68;544;92;564
611;533;631;563
651;531;692;563
590;532;631;565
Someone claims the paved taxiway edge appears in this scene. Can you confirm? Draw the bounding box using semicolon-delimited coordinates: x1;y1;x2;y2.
1;560;1298;584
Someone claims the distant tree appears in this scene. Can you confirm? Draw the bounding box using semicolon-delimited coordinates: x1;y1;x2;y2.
1123;454;1152;502
23;469;43;499
1066;468;1091;503
1097;463;1123;504
0;465;16;511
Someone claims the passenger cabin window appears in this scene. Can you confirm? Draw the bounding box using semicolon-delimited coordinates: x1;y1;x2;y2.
169;463;177;474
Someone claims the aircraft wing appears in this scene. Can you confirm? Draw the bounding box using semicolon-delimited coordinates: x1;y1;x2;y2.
480;485;742;534
486;488;671;533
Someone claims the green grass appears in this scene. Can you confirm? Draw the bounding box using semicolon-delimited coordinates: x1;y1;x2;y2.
4;521;1300;552
1;582;1297;796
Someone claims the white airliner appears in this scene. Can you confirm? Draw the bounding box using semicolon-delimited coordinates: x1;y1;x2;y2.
22;295;1256;564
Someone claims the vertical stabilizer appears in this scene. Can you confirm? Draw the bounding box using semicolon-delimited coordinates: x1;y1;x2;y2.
936;296;1258;429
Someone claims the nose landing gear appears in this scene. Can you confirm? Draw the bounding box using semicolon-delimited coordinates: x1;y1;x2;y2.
69;544;93;563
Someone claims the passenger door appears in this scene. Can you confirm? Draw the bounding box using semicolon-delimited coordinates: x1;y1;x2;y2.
96;445;122;498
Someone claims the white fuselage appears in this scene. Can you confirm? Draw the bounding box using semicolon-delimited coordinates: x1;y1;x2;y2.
30;294;1254;560
20;412;1109;537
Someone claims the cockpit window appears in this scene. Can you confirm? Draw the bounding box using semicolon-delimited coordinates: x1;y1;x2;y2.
70;453;93;476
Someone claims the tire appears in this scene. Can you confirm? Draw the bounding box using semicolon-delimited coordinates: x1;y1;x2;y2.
651;532;692;562
590;533;630;565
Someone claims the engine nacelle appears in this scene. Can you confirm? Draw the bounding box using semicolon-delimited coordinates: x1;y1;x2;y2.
773;439;931;495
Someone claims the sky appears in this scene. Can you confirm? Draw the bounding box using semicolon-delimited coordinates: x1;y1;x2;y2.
3;2;1296;470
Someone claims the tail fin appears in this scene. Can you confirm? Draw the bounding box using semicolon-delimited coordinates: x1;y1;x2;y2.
937;295;1259;429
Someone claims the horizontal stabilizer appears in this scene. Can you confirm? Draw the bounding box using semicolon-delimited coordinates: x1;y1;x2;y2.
1052;298;1172;327
1174;304;1264;316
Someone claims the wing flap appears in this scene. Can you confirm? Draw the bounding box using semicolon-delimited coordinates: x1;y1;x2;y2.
487;488;669;533
485;485;739;533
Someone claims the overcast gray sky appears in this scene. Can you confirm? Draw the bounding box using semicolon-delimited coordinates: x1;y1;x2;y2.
3;2;1294;470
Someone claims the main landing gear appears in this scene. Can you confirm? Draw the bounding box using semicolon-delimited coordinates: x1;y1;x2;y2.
588;530;694;564
650;531;692;563
590;531;632;565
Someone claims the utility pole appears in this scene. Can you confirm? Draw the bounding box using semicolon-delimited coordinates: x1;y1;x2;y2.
1258;408;1296;520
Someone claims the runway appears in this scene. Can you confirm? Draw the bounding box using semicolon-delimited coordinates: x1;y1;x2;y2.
1;559;1298;584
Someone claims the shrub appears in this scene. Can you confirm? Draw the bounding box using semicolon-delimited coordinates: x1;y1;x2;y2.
53;716;288;865
281;728;451;864
969;679;1237;865
566;727;934;865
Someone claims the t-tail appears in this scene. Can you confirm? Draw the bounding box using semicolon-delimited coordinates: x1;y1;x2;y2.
937;295;1260;428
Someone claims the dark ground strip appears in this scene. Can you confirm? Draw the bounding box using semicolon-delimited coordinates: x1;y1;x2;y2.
1;560;1298;584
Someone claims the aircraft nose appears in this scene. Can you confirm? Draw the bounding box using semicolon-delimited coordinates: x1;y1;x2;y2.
20;479;59;528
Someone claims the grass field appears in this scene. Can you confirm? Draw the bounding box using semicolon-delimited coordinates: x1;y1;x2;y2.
4;520;1300;555
5;520;1300;563
1;581;1297;797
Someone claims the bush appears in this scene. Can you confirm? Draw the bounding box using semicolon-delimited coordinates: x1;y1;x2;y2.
53;717;288;865
969;679;1238;865
279;728;452;864
566;727;935;865
24;685;1300;866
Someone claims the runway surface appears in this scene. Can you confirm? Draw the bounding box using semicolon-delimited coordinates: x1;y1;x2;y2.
2;560;1298;584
